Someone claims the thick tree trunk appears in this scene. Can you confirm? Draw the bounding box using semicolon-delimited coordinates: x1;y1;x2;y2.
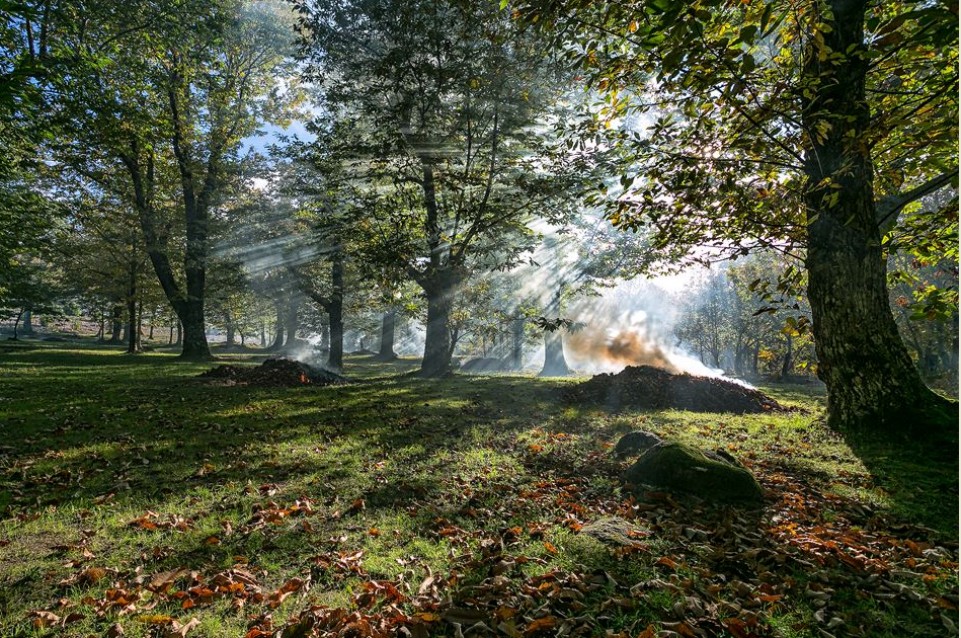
376;309;398;361
225;310;236;346
539;288;571;376
109;303;123;343
175;321;182;347
327;256;344;372
802;0;954;435
540;329;571;377
179;300;209;359
511;317;525;370
269;304;284;351
284;296;301;350
420;272;459;377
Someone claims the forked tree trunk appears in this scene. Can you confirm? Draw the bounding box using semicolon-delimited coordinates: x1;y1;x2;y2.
802;0;954;434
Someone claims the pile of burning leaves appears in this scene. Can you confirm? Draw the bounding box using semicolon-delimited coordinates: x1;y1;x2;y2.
564;365;787;413
198;358;347;388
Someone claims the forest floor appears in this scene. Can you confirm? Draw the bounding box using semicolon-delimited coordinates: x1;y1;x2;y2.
0;343;957;638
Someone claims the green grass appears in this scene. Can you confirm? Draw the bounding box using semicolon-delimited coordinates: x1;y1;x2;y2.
0;344;956;637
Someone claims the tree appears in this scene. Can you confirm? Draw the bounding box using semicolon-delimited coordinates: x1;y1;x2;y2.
296;0;577;376
50;0;293;358
514;0;958;435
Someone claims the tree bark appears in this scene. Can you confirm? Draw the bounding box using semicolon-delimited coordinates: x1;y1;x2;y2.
801;0;955;435
511;317;525;370
126;259;142;354
539;288;571;376
420;271;459;377
109;303;123;343
376;309;398;360
284;295;301;350
225;309;236;346
269;303;284;351
327;255;345;372
21;310;33;334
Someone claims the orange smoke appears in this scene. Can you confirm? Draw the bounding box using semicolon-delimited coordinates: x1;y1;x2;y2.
566;329;678;373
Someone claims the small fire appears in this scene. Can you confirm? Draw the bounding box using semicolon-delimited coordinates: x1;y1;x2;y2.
566;329;678;373
299;373;309;384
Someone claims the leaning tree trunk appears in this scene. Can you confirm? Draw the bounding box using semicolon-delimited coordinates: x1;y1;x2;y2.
376;309;398;361
802;0;954;435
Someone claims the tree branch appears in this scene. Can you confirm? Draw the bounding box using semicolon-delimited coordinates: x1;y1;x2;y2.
876;168;957;233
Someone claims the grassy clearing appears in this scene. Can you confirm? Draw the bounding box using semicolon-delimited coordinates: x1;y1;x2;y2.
0;344;957;637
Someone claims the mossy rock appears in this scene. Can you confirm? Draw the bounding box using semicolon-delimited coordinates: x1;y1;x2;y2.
624;442;763;505
613;431;662;458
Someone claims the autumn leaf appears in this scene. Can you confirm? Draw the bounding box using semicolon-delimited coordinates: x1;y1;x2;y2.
524;616;557;635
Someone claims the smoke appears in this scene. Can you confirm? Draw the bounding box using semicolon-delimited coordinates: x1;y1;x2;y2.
566;326;679;373
559;277;725;378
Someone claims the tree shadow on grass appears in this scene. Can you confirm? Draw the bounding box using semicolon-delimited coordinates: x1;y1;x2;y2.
840;429;959;539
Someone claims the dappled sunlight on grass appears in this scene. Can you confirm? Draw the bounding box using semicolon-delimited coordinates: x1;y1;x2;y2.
0;345;956;637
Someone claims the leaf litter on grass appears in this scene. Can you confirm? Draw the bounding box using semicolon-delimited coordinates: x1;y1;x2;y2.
2;350;957;638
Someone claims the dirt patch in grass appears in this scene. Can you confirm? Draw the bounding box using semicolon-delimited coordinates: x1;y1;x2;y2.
199;358;348;387
564;365;789;413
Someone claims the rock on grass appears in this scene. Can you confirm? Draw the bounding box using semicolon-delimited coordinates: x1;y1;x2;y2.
625;442;763;505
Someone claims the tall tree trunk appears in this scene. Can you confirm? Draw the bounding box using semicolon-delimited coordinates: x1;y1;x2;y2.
11;309;23;340
109;303;123;343
327;255;345;372
180;301;208;359
175;320;182;347
511;317;525;370
21;310;33;334
376;309;398;361
539;288;571;377
420;271;459;377
126;260;142;354
780;334;793;380
225;310;235;346
260;321;267;347
98;306;106;341
801;0;954;435
269;303;284;351
284;295;301;350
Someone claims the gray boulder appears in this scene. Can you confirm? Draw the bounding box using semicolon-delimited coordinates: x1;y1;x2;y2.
625;442;763;504
614;430;663;458
580;516;647;547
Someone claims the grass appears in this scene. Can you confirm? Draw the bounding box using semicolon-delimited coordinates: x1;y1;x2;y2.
0;343;957;637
